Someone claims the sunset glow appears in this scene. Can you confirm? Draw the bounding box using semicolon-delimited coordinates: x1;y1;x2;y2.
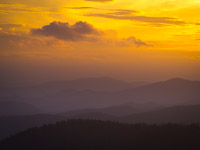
0;0;200;83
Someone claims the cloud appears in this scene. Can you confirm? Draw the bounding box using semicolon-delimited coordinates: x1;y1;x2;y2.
85;0;113;2
0;22;150;50
86;13;186;26
0;24;23;32
65;7;137;15
0;8;41;13
31;21;151;48
119;36;153;47
0;3;59;13
65;7;96;10
107;9;138;15
0;33;28;51
31;21;101;41
0;32;74;52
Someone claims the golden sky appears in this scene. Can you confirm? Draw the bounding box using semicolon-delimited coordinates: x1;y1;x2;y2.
0;0;200;82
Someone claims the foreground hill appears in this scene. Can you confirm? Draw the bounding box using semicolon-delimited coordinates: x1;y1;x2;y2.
1;120;200;150
1;104;200;141
0;113;116;141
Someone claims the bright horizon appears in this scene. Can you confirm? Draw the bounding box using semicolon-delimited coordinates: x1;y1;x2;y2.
1;0;200;83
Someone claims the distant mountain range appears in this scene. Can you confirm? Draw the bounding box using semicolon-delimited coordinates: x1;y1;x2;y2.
59;102;163;117
120;104;200;124
0;77;200;141
116;78;200;105
0;101;43;116
41;77;149;92
0;77;150;97
0;77;200;113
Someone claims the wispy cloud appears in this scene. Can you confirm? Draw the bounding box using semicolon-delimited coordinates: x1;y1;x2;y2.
0;23;22;29
65;7;96;10
0;24;23;33
64;5;186;26
119;36;153;47
65;7;138;14
106;9;138;15
86;13;186;26
0;3;58;13
85;0;113;2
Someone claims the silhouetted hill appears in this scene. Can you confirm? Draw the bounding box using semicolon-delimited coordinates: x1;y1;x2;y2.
0;114;67;141
1;120;200;150
0;101;42;116
121;104;200;124
0;113;116;140
1;104;200;141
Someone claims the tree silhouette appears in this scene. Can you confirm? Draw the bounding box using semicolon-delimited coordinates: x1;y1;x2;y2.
0;119;200;150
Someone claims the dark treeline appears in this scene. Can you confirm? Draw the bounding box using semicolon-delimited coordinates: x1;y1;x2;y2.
1;119;200;150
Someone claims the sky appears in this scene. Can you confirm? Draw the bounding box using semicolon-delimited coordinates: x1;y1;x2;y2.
0;0;200;84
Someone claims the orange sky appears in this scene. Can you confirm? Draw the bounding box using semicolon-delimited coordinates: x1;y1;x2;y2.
0;0;200;83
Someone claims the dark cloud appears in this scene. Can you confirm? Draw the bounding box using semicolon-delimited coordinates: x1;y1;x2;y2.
31;21;101;41
119;36;153;47
85;0;113;2
86;13;186;26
